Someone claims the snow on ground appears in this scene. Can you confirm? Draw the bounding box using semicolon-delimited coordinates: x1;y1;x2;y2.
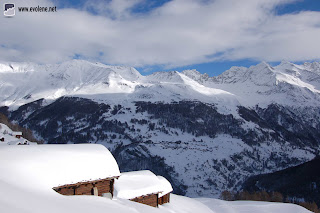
196;198;311;213
0;144;312;213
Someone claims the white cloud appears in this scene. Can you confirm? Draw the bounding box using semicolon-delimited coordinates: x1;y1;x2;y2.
0;0;319;68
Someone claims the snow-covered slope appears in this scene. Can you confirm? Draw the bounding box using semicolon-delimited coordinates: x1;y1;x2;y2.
0;123;36;145
183;61;320;107
0;60;142;107
0;60;238;111
205;61;320;107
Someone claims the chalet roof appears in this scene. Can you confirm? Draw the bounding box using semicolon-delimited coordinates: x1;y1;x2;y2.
0;144;120;190
114;170;172;200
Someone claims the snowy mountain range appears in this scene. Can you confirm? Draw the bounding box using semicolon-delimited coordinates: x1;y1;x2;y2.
0;60;319;198
1;60;320;109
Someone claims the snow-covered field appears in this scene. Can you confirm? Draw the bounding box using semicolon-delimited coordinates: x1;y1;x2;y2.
197;198;311;213
0;143;312;213
0;179;311;213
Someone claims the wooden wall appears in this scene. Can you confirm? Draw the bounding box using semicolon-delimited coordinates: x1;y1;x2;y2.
158;193;170;205
75;182;94;195
54;178;167;208
53;178;114;197
130;193;159;207
95;179;114;196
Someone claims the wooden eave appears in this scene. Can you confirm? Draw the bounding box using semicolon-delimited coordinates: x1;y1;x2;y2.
52;176;119;190
129;191;163;200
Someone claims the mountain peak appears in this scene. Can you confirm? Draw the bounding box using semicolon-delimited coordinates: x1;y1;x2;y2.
251;61;273;71
279;60;292;65
147;70;184;83
182;69;201;76
303;61;320;74
181;69;209;83
275;60;296;70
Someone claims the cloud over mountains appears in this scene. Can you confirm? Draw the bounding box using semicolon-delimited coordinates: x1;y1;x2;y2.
1;0;320;68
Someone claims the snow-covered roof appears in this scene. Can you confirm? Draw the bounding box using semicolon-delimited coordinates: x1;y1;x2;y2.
157;176;173;198
12;131;22;135
0;144;120;190
114;170;172;200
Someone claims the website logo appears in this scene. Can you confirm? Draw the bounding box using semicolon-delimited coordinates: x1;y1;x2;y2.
4;3;15;17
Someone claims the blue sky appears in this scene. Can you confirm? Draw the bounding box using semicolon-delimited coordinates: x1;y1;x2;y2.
276;0;320;14
1;0;320;76
54;0;171;14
